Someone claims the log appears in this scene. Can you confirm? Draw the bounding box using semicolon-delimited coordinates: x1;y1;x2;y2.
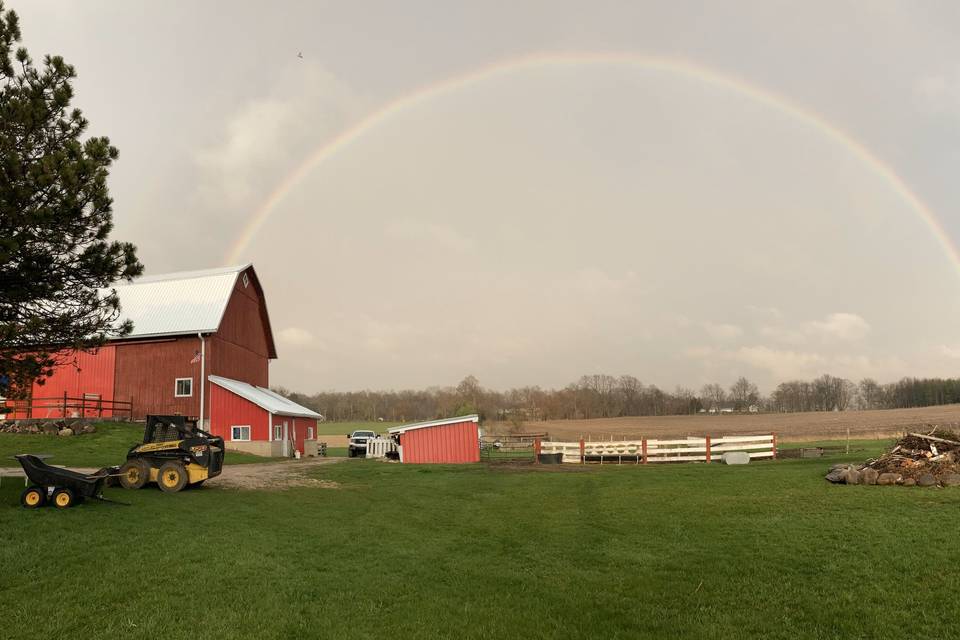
907;433;960;447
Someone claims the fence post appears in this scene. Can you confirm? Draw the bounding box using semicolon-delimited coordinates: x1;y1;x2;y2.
62;391;67;418
534;438;541;464
772;433;778;459
579;438;585;464
642;438;648;464
705;435;711;464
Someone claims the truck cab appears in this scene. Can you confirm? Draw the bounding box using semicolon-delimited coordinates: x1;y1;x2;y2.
347;430;377;458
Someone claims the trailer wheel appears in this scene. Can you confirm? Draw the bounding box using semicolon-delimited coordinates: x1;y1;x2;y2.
52;488;75;509
158;462;188;493
21;486;46;509
119;460;150;490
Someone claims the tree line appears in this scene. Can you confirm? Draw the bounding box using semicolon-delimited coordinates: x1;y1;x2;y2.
276;374;960;424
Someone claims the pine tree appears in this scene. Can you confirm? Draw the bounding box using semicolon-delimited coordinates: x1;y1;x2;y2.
0;2;142;397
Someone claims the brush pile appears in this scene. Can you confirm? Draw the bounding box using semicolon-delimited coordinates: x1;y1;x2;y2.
826;428;960;487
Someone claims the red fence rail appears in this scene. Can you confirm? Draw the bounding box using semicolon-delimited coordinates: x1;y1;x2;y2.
2;393;133;420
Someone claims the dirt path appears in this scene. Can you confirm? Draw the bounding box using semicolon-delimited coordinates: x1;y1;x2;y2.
209;457;346;490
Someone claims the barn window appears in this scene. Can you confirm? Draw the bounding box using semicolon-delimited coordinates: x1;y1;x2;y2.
273;424;283;440
307;427;314;440
174;378;193;397
242;272;250;288
231;425;251;441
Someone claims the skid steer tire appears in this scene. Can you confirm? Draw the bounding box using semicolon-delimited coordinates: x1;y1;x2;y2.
119;460;150;490
158;462;188;493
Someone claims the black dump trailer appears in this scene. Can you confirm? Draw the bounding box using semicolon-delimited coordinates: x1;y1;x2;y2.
118;415;224;492
17;454;115;508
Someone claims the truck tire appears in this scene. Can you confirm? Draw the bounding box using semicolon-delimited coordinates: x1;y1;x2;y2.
157;462;188;493
119;459;150;490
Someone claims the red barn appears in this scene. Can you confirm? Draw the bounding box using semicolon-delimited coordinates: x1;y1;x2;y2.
6;264;320;456
388;415;480;464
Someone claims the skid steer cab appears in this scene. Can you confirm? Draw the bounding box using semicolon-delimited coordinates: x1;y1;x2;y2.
119;415;225;493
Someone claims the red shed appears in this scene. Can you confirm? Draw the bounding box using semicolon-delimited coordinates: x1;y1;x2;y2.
208;375;322;457
388;415;480;464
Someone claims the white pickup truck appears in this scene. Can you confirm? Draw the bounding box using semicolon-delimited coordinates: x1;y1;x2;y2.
347;430;377;458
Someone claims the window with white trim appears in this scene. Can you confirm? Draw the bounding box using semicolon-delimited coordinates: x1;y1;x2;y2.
307;427;314;440
175;378;193;397
231;425;251;441
274;424;283;440
242;272;250;288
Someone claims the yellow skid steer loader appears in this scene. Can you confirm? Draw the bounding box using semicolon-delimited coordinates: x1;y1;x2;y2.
118;415;224;492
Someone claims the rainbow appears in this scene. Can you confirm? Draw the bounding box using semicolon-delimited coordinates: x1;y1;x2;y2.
225;51;960;277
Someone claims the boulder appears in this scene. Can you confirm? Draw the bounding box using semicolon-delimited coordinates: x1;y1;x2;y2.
903;478;917;487
877;473;902;486
721;451;750;465
917;473;938;487
830;463;853;471
81;424;97;434
57;428;73;437
844;468;861;485
825;467;849;483
42;423;59;435
859;468;879;485
940;473;960;487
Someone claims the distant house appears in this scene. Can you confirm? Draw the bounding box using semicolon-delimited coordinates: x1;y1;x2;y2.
7;264;318;456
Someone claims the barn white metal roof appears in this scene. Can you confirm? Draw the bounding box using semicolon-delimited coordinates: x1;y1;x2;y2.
209;375;323;419
105;264;251;339
388;414;480;434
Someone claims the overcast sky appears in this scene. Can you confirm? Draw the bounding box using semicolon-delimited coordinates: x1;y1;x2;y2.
12;1;960;393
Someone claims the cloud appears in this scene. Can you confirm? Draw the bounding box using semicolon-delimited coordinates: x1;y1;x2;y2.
702;321;743;340
384;218;474;252
194;62;367;211
915;68;960;114
277;327;322;348
806;313;871;341
939;345;960;359
746;305;783;319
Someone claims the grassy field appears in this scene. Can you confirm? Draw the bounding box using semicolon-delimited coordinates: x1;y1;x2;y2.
507;403;960;441
314;421;399;436
3;436;960;639
0;422;280;468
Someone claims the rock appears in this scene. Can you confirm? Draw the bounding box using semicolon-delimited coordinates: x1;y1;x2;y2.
903;478;917;486
42;423;59;435
917;473;938;487
57;428;73;437
941;473;960;487
81;424;96;434
844;468;861;485
721;451;750;465
877;472;902;486
860;468;879;485
830;463;853;471
825;467;848;483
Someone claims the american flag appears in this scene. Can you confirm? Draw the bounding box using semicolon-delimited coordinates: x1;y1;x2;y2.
190;351;201;364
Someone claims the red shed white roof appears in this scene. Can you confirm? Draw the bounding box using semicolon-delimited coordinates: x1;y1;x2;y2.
209;375;322;419
388;414;479;434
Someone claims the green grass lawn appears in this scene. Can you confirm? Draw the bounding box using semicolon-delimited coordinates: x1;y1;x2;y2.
314;420;400;436
2;440;958;639
0;422;280;467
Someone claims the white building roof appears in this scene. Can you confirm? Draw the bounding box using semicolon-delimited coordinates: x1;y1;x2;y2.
388;414;479;434
209;375;323;419
104;264;251;340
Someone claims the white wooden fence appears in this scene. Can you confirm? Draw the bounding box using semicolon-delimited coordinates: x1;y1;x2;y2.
365;437;397;459
538;434;776;464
